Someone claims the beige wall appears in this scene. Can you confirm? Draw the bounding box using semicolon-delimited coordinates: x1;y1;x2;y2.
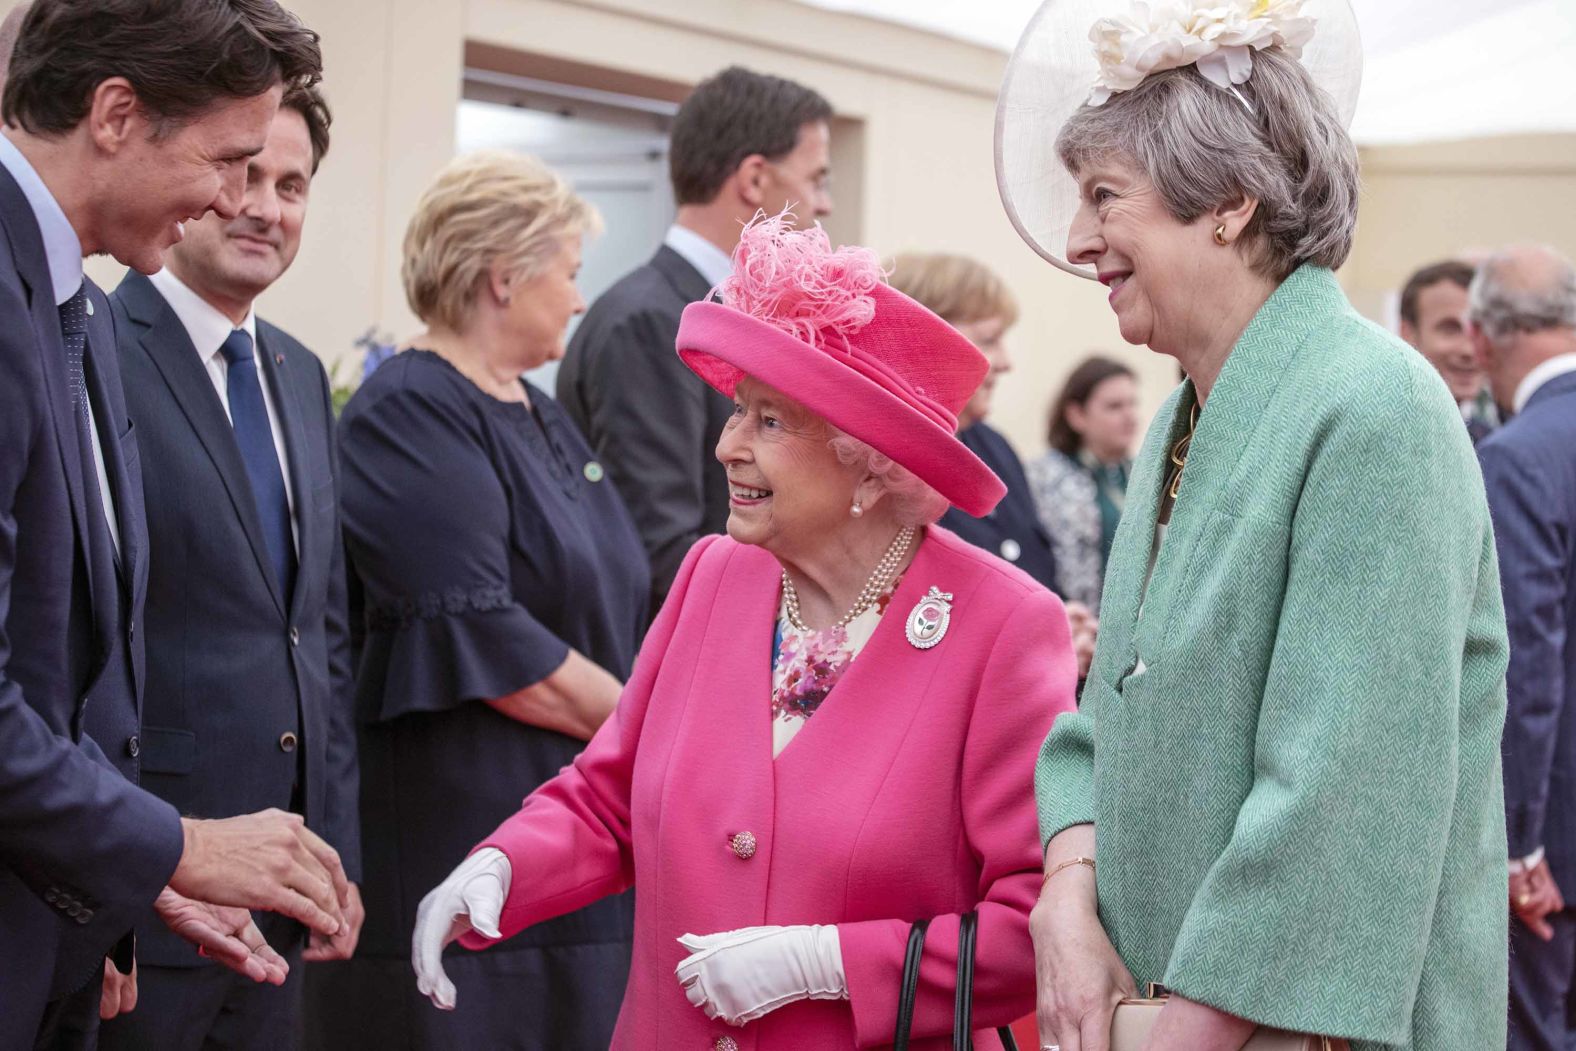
77;0;1576;460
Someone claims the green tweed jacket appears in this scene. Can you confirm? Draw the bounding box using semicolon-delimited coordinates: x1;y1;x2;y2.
1035;266;1509;1049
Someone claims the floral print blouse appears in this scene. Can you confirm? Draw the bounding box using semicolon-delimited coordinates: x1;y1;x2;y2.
771;581;899;757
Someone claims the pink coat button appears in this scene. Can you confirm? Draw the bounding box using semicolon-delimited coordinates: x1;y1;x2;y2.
713;1037;739;1051
728;831;757;860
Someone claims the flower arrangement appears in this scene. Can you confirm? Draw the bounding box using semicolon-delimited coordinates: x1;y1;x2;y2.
1088;0;1316;106
330;326;398;416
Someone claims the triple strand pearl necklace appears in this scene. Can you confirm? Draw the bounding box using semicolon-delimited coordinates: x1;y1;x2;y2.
781;525;917;633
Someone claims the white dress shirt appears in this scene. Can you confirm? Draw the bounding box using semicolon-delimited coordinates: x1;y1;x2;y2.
1513;351;1576;415
0;130;121;555
663;224;734;290
148;267;298;550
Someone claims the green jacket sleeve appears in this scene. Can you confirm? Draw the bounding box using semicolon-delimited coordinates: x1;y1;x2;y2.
1036;704;1097;853
1161;366;1506;1044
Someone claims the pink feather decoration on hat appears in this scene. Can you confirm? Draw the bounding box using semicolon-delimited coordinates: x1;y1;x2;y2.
717;211;885;351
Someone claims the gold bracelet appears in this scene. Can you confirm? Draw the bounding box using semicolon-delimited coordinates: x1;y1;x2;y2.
1042;856;1096;886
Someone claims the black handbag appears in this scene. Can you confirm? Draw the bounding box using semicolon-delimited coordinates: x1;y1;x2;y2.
893;911;1021;1051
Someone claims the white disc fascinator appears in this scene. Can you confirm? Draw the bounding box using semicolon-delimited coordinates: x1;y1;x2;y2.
995;0;1364;279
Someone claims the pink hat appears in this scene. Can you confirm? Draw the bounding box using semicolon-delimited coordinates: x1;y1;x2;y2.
676;216;1007;517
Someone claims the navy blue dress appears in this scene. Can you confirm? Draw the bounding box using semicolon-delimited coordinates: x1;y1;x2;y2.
940;422;1060;593
304;350;649;1050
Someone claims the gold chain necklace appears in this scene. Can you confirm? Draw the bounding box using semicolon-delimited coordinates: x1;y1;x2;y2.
781;526;916;633
1164;402;1201;501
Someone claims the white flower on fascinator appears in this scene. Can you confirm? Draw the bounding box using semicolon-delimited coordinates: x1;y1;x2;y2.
1088;0;1317;106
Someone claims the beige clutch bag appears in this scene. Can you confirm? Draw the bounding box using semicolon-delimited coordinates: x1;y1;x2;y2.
1110;998;1348;1051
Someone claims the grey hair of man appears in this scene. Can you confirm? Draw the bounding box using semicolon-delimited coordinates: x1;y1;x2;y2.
1056;47;1360;281
1467;245;1576;346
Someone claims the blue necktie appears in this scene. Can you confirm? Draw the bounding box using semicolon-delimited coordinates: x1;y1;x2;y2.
221;329;295;601
60;284;118;583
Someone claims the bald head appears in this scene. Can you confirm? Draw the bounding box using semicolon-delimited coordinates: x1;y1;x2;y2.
0;3;30;89
1470;245;1576;346
1468;245;1576;412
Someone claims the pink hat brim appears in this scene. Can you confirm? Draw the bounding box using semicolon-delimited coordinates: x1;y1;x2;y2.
676;301;1007;518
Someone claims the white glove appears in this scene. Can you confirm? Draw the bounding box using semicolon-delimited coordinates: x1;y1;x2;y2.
411;847;511;1010
675;924;847;1026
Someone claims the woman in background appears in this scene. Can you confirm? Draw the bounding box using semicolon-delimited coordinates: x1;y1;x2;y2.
306;151;647;1049
1026;356;1139;612
890;253;1097;674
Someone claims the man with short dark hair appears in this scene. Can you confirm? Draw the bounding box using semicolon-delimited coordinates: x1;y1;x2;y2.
558;65;833;610
0;3;350;1045
1471;245;1576;1051
1400;258;1496;441
98;82;361;1050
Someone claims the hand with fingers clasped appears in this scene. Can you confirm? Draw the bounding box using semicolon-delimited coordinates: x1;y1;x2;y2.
100;959;138;1020
1032;894;1137;1051
411;848;512;1010
675;925;847;1027
1511;854;1565;942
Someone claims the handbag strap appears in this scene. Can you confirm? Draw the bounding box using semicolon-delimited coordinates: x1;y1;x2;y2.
896;913;1019;1051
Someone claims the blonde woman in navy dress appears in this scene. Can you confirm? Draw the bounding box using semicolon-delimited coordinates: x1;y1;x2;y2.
304;152;648;1050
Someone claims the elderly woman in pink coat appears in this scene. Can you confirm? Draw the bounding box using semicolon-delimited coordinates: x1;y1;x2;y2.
409;215;1077;1050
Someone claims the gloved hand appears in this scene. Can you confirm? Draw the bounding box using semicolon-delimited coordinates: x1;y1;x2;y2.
411;848;511;1010
675;924;847;1026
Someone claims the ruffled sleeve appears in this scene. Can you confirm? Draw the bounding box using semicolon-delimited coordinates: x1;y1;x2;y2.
339;373;570;723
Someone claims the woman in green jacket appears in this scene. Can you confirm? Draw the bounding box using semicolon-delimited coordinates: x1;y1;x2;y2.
995;2;1510;1050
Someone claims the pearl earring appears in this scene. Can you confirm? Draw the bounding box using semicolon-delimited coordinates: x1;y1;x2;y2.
850;501;864;518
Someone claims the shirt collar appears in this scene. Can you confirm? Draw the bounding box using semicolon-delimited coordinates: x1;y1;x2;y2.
1514;351;1576;414
663;224;733;290
148;267;258;363
0;130;84;306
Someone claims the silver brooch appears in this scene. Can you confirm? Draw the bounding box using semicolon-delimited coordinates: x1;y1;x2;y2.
905;586;954;650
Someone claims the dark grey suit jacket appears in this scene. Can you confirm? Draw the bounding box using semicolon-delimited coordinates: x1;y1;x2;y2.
557;245;730;611
0;167;184;1042
110;270;360;967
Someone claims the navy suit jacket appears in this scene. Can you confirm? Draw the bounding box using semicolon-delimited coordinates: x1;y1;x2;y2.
0;167;184;1039
556;245;728;612
111;271;361;966
1480;370;1576;882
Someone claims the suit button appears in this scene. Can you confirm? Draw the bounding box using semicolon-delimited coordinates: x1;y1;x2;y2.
714;1038;739;1051
125;735;140;759
128;622;134;642
278;731;298;753
728;831;757;860
289;626;300;646
76;909;93;924
44;889;59;905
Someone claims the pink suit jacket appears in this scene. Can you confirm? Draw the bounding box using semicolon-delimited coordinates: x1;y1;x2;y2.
463;526;1077;1049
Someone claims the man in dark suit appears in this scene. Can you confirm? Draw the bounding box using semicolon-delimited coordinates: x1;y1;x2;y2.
99;83;361;1050
557;66;834;610
1471;244;1576;1051
0;3;352;1046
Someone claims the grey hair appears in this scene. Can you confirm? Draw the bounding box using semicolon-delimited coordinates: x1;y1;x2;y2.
1056;48;1359;280
1467;246;1576;345
826;431;949;527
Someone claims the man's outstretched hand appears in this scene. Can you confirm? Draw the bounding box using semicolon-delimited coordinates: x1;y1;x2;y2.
155;887;290;984
168;810;347;940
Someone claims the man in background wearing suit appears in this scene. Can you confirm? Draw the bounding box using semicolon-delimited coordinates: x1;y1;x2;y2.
1400;258;1498;443
557;66;834;611
0;3;351;1047
1471;244;1576;1051
99;83;361;1050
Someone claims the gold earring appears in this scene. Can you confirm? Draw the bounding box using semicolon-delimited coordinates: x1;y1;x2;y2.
1214;224;1230;246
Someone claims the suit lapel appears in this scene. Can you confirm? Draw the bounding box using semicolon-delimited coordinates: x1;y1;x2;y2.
257;327;312;622
650;245;714;304
0;167;96;603
118;272;286;618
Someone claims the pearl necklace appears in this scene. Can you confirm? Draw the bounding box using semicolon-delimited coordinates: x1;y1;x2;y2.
781;526;916;633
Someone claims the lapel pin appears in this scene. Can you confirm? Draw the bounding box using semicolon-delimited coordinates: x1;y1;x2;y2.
905;586;954;650
275;354;285;365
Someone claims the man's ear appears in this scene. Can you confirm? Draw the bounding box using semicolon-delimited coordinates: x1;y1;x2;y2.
732;154;769;210
85;77;144;156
